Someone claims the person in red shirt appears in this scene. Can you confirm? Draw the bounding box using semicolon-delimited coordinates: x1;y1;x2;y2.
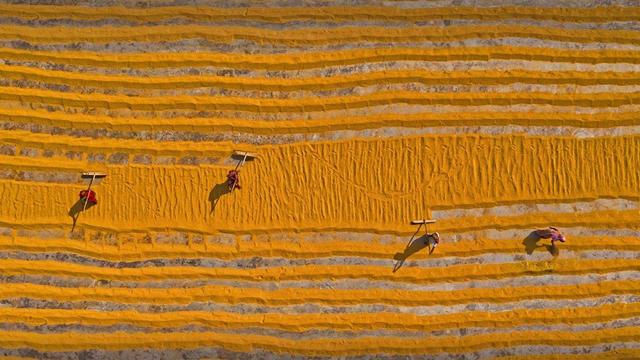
79;189;97;205
227;170;241;191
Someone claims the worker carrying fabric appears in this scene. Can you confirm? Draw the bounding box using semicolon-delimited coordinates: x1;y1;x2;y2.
425;232;440;254
79;189;97;205
227;170;241;191
535;226;566;246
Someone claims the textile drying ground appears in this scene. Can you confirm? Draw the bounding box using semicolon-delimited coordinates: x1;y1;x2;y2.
0;0;639;359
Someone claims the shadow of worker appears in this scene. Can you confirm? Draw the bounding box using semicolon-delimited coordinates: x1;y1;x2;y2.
208;182;231;214
393;225;430;272
68;199;95;232
522;231;558;257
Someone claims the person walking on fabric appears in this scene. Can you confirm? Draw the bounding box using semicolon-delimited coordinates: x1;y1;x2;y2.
425;232;440;254
227;170;241;191
71;171;106;233
79;189;98;205
535;226;566;246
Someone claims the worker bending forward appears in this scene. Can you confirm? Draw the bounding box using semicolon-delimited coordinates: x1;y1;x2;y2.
79;189;98;205
424;232;440;254
535;226;566;246
227;170;241;191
